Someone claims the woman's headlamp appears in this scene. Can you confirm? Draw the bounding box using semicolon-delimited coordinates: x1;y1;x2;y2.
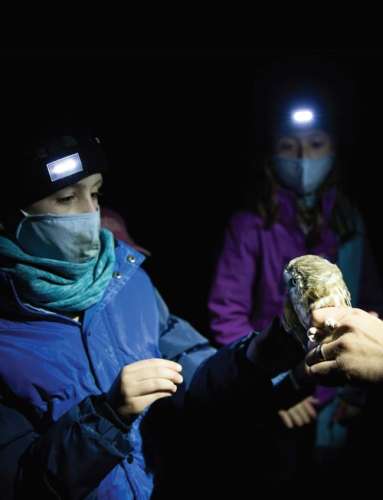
290;108;315;127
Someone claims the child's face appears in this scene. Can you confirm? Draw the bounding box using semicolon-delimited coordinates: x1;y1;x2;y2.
274;129;334;160
25;173;103;215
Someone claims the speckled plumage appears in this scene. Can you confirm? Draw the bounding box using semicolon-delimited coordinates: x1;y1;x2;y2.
282;254;351;348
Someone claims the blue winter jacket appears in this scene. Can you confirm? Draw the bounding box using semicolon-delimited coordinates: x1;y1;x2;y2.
0;240;273;499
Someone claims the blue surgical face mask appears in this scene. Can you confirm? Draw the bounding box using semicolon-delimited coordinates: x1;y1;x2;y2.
272;155;335;196
15;210;101;262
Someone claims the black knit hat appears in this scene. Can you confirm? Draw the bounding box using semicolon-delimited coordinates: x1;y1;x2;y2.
1;126;108;216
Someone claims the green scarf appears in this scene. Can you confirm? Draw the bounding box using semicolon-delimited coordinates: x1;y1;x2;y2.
0;229;116;313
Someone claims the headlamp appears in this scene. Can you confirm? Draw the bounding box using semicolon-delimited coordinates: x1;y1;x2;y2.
0;129;108;216
291;108;315;127
47;153;83;182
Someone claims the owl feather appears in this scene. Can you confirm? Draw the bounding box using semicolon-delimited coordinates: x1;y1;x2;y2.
282;255;351;348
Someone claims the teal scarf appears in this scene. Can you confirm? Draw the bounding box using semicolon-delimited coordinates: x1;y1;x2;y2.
0;229;116;313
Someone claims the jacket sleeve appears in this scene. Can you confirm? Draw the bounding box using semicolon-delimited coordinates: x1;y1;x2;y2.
0;395;132;500
186;333;274;413
156;286;274;412
207;212;260;345
156;289;217;389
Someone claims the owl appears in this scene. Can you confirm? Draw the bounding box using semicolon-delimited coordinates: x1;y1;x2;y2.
282;254;351;349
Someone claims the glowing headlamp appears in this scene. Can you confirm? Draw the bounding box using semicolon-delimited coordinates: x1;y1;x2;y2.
46;153;83;182
290;108;315;127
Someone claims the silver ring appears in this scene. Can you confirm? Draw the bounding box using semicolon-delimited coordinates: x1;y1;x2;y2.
319;344;326;361
315;344;326;362
306;343;327;367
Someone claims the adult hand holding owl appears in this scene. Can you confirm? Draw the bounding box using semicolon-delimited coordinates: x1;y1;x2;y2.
306;307;383;385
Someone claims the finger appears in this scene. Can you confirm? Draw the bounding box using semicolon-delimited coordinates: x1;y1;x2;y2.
306;360;338;377
134;367;184;385
123;359;183;373
305;344;326;366
287;407;304;427
307;396;320;406
130;378;179;397
311;337;348;364
368;311;379;318
302;399;317;419
305;361;343;386
293;404;311;425
278;410;294;429
311;307;350;328
128;392;174;414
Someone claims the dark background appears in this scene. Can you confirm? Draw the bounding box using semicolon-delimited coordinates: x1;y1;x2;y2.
1;49;382;336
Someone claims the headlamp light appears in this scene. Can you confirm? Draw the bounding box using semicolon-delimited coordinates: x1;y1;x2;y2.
47;153;83;182
290;108;315;127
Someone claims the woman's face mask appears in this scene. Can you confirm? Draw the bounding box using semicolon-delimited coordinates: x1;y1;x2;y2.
273;156;335;195
272;130;335;195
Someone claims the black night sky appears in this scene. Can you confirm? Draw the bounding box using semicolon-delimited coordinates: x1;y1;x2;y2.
2;49;382;336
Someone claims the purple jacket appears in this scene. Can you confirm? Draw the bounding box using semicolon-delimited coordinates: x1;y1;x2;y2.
208;186;383;346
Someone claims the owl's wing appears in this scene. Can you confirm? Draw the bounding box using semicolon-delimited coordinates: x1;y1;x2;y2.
282;297;308;349
283;298;298;331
